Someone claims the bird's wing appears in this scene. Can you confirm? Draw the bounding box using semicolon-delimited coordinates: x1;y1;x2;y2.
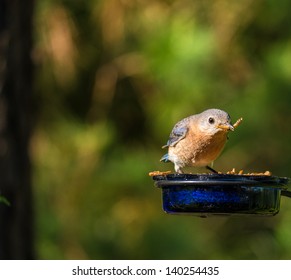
162;118;189;148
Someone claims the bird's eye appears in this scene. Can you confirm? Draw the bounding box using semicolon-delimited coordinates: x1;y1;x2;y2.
208;117;215;124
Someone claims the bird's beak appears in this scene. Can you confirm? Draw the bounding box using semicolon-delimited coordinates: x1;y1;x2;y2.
216;123;234;131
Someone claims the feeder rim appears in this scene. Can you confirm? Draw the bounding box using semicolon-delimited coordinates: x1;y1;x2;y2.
153;173;290;189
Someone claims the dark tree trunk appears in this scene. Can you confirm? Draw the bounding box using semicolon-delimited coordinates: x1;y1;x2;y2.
0;0;35;259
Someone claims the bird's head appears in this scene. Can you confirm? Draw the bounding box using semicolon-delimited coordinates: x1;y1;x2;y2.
198;109;234;134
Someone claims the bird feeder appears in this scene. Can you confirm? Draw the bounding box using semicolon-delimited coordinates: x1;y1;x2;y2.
152;173;290;217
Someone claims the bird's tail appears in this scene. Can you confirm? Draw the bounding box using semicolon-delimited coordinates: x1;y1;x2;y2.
160;153;169;162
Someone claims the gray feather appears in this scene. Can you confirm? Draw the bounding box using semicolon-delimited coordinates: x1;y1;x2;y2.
160;153;169;162
162;117;190;148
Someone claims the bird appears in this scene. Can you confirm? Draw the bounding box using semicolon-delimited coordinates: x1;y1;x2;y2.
160;108;237;174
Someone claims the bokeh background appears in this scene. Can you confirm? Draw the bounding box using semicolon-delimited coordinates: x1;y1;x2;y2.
2;0;291;259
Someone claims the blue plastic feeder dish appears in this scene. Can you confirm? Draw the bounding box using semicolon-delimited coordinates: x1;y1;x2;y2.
153;174;290;217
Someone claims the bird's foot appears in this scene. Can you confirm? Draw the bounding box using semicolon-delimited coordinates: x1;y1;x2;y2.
206;165;218;174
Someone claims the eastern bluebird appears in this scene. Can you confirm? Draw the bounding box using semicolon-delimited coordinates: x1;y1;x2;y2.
160;109;241;174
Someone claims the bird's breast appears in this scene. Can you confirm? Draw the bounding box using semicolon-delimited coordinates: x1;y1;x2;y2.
169;130;228;167
192;132;227;166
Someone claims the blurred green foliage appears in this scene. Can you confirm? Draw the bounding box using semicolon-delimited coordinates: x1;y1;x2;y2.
32;0;291;259
0;195;10;206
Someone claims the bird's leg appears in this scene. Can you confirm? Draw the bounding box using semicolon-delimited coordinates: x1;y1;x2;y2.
175;164;184;174
206;165;218;174
176;168;184;174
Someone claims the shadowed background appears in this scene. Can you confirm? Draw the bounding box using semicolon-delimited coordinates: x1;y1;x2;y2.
1;0;291;259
